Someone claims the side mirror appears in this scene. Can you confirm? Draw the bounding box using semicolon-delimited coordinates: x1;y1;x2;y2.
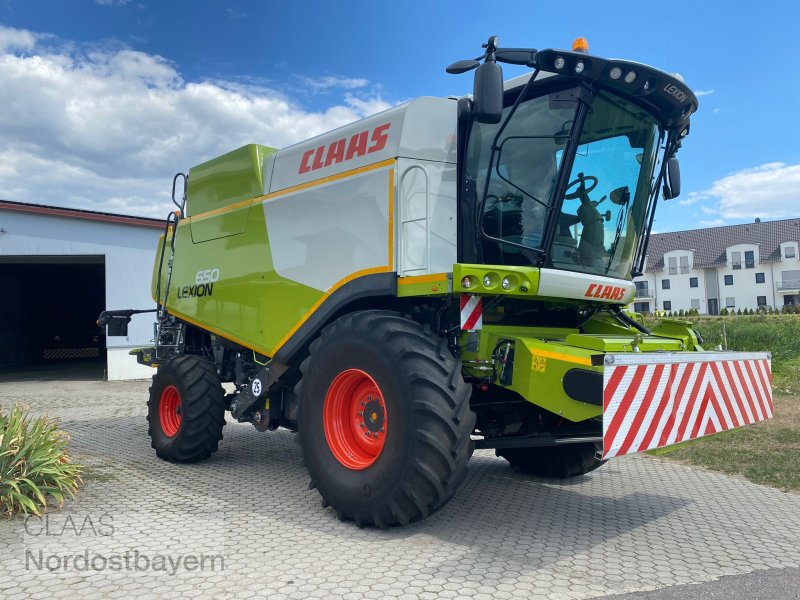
472;61;503;124
663;157;681;199
610;186;630;205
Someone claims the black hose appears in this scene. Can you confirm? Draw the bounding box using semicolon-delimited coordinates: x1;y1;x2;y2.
611;306;651;335
155;211;179;319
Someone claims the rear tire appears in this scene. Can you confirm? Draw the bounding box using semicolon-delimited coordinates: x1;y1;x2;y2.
147;355;226;462
496;443;604;478
297;310;475;528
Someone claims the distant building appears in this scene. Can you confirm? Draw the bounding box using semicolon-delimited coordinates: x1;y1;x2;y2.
0;200;162;380
632;218;800;315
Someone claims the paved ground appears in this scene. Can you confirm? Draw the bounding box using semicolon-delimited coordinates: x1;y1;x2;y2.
1;373;799;599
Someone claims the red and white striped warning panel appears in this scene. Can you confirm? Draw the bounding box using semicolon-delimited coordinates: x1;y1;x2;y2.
602;352;772;459
460;294;483;331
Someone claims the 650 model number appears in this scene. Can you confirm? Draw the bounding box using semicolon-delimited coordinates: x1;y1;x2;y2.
177;268;220;299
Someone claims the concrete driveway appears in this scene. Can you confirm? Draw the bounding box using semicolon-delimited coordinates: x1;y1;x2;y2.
1;374;799;599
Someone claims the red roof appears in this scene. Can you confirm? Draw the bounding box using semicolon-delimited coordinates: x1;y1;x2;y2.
0;199;165;229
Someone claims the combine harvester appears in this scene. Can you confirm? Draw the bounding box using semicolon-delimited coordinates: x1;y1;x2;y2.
100;36;773;527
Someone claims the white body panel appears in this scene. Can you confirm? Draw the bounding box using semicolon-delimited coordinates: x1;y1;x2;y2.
537;268;635;303
263;166;392;292
262;97;459;283
397;158;458;276
267;97;458;193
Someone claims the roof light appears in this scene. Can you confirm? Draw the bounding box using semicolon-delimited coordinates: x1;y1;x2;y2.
624;70;637;84
574;60;585;74
554;56;566;70
572;37;589;53
609;66;622;80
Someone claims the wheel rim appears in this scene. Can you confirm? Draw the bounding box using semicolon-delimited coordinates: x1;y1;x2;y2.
159;385;182;437
323;368;387;470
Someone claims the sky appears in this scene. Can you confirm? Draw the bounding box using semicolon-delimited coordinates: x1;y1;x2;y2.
0;0;798;232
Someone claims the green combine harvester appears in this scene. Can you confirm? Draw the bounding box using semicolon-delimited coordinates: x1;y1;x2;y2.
100;36;773;527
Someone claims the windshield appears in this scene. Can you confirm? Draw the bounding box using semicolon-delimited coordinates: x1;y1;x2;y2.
464;88;662;279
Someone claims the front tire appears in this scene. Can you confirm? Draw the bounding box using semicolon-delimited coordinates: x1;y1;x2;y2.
496;443;605;478
297;310;475;528
147;355;226;462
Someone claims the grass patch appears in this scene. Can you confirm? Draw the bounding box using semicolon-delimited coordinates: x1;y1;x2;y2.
652;395;800;491
1;405;83;516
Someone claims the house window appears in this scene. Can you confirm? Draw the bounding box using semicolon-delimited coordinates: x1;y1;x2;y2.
756;272;765;284
668;257;677;275
679;255;690;274
663;301;672;311
744;250;755;269
786;246;796;259
689;277;699;288
757;296;767;307
724;274;733;285
633;302;650;313
691;299;700;310
726;297;736;308
662;279;670;290
732;251;742;269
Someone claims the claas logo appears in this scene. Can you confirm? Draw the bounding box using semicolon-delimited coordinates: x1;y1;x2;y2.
585;283;627;301
298;123;391;174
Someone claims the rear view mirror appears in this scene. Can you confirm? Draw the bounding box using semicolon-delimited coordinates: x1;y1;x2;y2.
610;186;630;205
663;157;681;199
473;61;503;124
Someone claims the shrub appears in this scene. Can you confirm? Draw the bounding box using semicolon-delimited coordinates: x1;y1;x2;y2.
0;405;83;516
720;307;728;316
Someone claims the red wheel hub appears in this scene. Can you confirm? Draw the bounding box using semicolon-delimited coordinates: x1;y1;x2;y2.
323;369;388;470
159;385;182;437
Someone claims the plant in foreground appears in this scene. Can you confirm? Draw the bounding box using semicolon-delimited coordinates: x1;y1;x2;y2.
1;405;83;516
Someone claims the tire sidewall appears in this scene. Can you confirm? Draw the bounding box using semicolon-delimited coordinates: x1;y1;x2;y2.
149;363;184;454
299;329;416;511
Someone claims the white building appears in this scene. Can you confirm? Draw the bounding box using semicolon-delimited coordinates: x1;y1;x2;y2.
632;218;800;315
0;200;163;380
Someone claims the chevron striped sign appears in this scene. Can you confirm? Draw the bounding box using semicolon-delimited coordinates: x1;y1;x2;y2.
43;347;100;360
602;352;773;459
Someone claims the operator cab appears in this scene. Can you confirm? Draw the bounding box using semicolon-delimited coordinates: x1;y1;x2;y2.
455;38;696;281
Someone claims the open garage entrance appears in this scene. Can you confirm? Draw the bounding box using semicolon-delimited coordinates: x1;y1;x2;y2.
0;256;106;381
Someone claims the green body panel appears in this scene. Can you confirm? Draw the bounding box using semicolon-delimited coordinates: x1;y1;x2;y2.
152;206;324;356
563;334;683;352
459;311;701;422
453;264;540;297
511;337;603;421
187;144;277;242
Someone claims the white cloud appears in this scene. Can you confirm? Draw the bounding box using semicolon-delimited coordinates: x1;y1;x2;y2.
689;162;800;221
694;89;715;97
0;27;395;216
296;75;370;91
677;191;703;206
0;25;37;52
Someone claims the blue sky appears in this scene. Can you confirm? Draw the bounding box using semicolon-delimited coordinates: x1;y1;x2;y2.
0;0;798;231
